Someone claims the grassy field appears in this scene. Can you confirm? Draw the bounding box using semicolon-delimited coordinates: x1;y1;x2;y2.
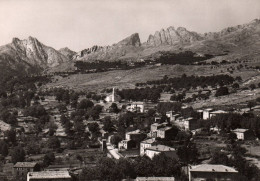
44;61;260;109
191;87;260;109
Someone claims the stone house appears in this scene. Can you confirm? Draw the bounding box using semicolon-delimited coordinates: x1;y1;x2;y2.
232;128;255;140
140;138;156;156
189;164;238;181
27;171;71;181
144;145;177;159
13;162;40;178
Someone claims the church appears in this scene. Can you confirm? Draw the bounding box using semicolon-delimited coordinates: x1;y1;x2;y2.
105;88;121;102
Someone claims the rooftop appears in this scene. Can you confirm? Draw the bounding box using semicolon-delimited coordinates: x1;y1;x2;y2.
141;138;156;144
151;123;162;126
126;129;140;135
120;139;133;143
146;145;175;152
14;162;37;168
190;164;238;173
158;127;172;131
185;117;196;121
210;110;227;114
233;128;249;133
132;102;144;105
136;177;175;181
204;108;213;111
27;171;71;179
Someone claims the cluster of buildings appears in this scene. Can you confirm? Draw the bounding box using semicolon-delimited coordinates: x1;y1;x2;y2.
116;122;178;160
105;88;146;113
118;129;146;150
12;162;71;181
126;164;239;181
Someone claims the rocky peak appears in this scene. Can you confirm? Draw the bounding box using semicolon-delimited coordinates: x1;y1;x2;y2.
146;26;203;46
59;47;76;60
117;33;141;47
12;37;21;44
5;36;69;68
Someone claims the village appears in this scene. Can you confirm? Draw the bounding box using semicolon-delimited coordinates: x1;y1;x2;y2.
0;72;259;181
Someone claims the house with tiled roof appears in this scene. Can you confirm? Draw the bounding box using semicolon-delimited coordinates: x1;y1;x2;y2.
232;128;255;140
144;145;178;159
157;126;176;139
189;164;238;181
125;129;146;145
13;162;40;178
27;171;71;181
140;138;156;155
135;177;175;181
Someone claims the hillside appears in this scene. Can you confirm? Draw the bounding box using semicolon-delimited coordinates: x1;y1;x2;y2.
0;19;259;75
0;36;70;76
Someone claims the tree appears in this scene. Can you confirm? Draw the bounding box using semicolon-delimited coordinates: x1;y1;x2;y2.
215;86;229;97
235;76;242;82
64;120;72;135
60;114;69;125
152;153;181;177
232;83;239;89
177;142;199;164
157;102;182;114
117;158;136;179
48;136;60;149
43;152;55;166
23;105;47;118
77;99;94;110
110;135;123;146
133;156;154;177
228;132;237;141
87;106;102;120
170;93;185;102
48;121;58;136
73;119;85;135
5;129;16;144
249;84;256;90
110;103;119;113
0;141;9;157
96;157;121;181
70;100;78;109
175;131;191;141
79;167;99;181
11;146;25;163
88;122;100;134
57;103;67;113
26;142;40;155
1;110;11;123
103;116;114;133
247;101;256;111
6;114;17;125
210;151;229;165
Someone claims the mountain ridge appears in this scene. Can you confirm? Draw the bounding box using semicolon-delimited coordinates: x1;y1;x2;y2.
0;18;259;73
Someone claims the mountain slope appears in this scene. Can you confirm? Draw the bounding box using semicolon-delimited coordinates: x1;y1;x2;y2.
58;47;76;60
0;19;259;74
70;19;260;63
0;36;70;74
73;33;142;61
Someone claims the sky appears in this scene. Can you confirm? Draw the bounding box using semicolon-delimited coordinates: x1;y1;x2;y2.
0;0;260;51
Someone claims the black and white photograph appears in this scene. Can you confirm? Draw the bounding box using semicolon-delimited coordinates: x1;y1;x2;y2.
0;0;260;180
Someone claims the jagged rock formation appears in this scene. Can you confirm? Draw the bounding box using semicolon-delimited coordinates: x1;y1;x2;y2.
73;33;141;61
58;47;76;60
145;19;260;48
0;19;259;73
0;36;69;72
145;26;203;46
